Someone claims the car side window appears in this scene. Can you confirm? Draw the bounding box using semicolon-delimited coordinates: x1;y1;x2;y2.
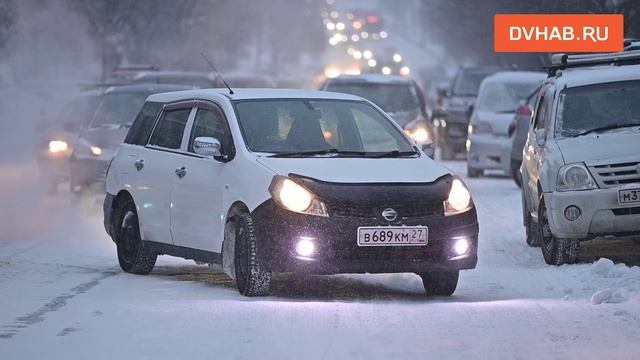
188;108;233;155
148;108;191;150
124;102;162;145
533;94;548;130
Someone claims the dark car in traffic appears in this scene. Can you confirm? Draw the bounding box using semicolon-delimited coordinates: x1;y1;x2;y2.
434;67;499;160
69;84;193;206
321;74;435;158
36;91;102;195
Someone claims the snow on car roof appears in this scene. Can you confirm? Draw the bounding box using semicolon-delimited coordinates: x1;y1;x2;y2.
483;71;546;83
327;74;412;84
549;63;640;88
147;88;365;102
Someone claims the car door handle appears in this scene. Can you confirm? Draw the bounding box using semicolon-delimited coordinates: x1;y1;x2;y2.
134;159;144;171
175;166;187;178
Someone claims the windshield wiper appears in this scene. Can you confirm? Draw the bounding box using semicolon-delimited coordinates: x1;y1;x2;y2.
269;148;367;158
368;150;420;158
575;123;640;137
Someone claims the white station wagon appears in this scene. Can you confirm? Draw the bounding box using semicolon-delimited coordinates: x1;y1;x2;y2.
103;89;479;296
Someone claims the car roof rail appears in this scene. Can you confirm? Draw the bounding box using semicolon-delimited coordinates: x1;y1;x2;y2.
546;50;640;76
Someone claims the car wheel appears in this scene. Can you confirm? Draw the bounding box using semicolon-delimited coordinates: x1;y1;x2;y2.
114;197;157;274
417;270;459;296
538;202;580;265
467;166;483;178
235;214;271;296
440;143;454;161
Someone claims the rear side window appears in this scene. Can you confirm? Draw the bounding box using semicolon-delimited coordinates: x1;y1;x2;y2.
148;108;191;149
124;102;162;145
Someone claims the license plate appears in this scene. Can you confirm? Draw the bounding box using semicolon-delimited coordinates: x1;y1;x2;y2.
619;188;640;205
357;226;428;247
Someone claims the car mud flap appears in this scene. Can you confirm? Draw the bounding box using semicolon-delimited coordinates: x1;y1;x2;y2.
222;219;237;279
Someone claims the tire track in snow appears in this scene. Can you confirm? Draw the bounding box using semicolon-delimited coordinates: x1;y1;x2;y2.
0;270;117;339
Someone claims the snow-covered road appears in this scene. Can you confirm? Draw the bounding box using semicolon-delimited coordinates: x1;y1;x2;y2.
1;160;639;360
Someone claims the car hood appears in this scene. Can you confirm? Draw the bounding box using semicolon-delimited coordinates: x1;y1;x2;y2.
79;127;129;149
474;110;515;136
256;156;450;183
556;130;640;165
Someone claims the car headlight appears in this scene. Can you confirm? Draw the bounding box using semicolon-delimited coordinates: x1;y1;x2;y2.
76;138;104;157
444;178;472;215
269;176;328;217
405;127;432;143
48;140;68;153
556;163;598;191
90;146;102;156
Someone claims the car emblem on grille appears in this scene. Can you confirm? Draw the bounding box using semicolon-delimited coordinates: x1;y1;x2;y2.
381;208;398;221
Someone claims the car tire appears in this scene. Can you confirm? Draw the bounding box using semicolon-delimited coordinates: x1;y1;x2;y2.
467;166;483;178
440;144;455;161
235;214;271;296
114;197;157;274
418;270;459;296
538;201;580;265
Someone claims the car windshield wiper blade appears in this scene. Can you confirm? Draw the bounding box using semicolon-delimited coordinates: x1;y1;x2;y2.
576;123;640;137
368;150;420;158
269;148;367;158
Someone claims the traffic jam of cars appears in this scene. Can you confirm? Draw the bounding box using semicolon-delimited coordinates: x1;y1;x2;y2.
31;10;640;299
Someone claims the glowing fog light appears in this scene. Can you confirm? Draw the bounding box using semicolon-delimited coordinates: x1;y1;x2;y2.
453;238;470;256
48;140;68;153
296;238;315;257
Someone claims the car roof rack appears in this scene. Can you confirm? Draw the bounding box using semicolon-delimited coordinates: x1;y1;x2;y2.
546;50;640;76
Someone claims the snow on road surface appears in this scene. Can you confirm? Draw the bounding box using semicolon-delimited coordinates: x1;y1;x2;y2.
1;160;640;360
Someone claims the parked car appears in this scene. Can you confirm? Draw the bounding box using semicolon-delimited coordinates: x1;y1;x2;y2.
501;89;538;187
103;88;479;296
521;51;640;265
434;67;500;160
36;91;102;194
70;84;192;206
131;71;217;88
321;74;436;158
466;71;545;177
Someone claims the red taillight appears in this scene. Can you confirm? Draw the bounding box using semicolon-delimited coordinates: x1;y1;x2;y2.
516;103;532;117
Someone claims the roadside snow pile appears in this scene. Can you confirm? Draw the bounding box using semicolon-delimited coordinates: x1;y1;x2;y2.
584;258;640;305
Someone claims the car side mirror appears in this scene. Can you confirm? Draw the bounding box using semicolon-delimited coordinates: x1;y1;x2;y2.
62;121;82;133
534;129;546;147
193;136;224;158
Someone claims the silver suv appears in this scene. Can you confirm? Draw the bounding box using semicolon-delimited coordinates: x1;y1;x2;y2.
521;51;640;265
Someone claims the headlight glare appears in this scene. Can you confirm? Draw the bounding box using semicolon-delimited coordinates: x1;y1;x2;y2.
269;176;328;217
444;178;472;215
90;146;102;156
48;140;68;153
556;163;597;191
406;127;431;143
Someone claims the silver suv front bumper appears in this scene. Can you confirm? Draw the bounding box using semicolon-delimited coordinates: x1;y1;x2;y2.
545;187;640;239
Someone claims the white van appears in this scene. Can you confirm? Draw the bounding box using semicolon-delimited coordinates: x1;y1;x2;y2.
103;89;479;296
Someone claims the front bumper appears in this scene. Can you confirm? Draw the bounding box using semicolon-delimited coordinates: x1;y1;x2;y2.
250;200;479;274
70;156;110;194
467;134;509;171
545;188;640;239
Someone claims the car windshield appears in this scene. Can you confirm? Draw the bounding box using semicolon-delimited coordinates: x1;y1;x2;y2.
452;70;494;96
90;92;149;128
234;99;415;156
556;80;640;137
324;83;420;113
476;80;542;112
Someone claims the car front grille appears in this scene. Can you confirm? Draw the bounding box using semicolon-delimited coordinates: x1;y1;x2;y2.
589;161;640;188
330;202;443;220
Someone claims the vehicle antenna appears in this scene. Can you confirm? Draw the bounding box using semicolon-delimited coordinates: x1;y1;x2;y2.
200;52;234;94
